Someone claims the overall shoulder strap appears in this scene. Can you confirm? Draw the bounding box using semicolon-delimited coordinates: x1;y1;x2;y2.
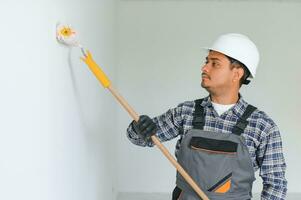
232;104;257;136
192;98;205;130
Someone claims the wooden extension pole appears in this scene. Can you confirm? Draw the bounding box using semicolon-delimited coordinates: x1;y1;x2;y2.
81;50;209;200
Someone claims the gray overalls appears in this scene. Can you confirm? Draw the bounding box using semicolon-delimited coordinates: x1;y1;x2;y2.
173;99;256;200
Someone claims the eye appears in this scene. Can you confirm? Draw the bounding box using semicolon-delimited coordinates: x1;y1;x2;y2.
212;62;220;68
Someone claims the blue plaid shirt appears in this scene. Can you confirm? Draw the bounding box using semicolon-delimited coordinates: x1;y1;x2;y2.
127;96;287;199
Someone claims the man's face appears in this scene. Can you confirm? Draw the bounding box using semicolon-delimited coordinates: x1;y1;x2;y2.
201;51;237;93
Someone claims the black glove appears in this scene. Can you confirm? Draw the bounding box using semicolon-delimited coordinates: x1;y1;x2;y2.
132;115;157;142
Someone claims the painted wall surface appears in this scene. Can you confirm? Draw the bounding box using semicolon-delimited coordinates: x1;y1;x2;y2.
116;0;301;196
0;0;117;200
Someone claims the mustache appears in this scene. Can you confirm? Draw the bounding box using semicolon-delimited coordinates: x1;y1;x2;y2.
202;73;210;79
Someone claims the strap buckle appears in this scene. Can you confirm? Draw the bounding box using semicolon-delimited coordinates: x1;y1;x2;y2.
236;121;247;130
193;116;204;124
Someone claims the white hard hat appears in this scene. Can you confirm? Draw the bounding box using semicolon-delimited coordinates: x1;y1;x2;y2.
205;33;260;78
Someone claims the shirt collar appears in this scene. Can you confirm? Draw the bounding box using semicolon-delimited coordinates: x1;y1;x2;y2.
200;94;249;118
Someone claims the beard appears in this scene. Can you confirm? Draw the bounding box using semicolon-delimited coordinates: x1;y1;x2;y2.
201;74;210;88
201;75;214;94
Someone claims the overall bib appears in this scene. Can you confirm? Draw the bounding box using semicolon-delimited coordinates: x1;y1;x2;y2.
173;99;256;200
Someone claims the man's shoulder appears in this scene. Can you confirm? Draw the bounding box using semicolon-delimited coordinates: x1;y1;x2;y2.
247;104;278;131
176;100;195;109
177;97;209;109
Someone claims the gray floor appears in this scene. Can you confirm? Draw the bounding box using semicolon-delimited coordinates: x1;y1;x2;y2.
117;192;301;200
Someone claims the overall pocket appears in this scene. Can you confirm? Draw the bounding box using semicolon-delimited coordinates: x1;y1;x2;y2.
189;136;238;194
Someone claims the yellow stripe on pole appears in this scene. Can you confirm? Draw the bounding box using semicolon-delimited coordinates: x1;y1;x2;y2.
81;50;111;88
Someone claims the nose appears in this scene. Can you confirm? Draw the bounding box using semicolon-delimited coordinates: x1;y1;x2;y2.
201;63;209;73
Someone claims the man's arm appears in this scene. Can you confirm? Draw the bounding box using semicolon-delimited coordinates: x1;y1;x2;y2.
258;125;287;199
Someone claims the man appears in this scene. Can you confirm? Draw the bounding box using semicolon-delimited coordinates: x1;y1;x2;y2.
126;33;287;199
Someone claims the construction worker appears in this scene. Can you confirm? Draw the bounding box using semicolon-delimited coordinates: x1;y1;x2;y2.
126;33;287;200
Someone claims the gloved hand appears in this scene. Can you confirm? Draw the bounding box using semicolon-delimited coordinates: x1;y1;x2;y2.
132;115;157;142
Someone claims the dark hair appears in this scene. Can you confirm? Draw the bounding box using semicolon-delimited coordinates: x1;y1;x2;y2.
226;55;251;86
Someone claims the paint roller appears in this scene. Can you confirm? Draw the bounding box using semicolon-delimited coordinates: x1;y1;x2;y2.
56;23;209;200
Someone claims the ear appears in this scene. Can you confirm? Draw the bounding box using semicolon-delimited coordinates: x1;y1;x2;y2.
233;67;244;83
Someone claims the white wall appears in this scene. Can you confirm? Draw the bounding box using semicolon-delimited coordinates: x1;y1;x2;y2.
116;0;301;196
0;0;117;200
